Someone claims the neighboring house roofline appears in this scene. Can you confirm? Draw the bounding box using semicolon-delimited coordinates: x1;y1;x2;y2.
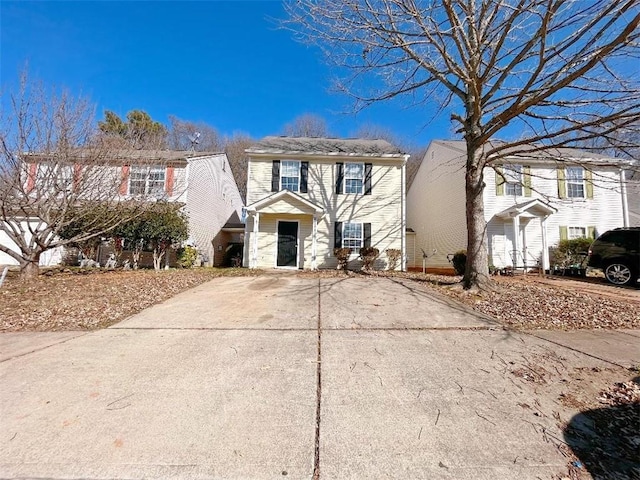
23;149;225;167
425;139;634;167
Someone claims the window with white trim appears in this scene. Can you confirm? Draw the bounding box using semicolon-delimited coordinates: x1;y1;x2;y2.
344;163;364;194
37;163;73;190
504;164;523;196
567;226;587;239
281;160;300;192
566;167;585;198
129;165;165;196
342;222;363;250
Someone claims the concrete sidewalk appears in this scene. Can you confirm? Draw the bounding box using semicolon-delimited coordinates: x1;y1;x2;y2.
1;275;637;479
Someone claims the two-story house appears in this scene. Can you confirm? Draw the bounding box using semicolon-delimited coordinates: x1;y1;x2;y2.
243;136;408;270
407;140;633;272
0;149;243;268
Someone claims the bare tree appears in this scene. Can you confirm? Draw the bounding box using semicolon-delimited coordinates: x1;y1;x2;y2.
167;115;223;152
282;113;331;137
223;133;255;203
352;123;426;188
285;0;640;289
0;74;145;280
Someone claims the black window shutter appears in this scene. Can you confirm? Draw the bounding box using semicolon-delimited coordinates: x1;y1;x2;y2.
336;162;344;194
363;223;372;248
364;163;373;195
271;160;280;192
334;222;343;249
300;161;308;193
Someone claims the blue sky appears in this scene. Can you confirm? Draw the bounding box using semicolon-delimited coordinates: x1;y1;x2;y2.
1;1;454;148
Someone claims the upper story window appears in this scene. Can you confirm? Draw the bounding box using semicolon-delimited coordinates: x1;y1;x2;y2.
130;165;165;197
36;163;73;190
280;160;300;192
566;167;585;198
344;163;364;194
504;164;523;196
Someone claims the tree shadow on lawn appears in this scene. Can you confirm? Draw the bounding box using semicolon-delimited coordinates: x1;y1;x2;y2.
564;376;640;480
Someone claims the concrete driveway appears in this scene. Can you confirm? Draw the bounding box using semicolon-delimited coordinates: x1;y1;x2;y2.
1;273;638;479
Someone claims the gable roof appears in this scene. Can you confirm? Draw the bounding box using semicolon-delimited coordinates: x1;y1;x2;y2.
247;136;406;158
245;189;325;215
431;140;632;166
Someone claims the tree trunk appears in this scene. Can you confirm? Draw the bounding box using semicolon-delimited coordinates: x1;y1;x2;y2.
20;254;41;281
463;147;492;290
153;248;164;271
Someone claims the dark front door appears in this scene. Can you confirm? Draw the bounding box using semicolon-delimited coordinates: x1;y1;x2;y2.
277;221;298;267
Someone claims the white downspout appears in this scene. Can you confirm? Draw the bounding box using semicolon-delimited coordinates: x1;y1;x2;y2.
401;155;408;271
620;168;629;228
252;212;260;269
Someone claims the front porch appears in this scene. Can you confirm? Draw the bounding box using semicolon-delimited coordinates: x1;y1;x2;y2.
492;199;557;271
244;190;325;270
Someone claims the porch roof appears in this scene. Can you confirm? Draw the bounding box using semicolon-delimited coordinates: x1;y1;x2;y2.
495;199;556;219
245;190;325;216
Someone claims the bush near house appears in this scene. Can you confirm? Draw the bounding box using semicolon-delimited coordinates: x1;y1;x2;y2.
386;249;402;270
549;238;593;270
359;247;380;271
451;251;467;276
333;248;351;270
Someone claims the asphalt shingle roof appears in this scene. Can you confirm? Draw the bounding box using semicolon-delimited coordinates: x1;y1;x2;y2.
247;136;406;157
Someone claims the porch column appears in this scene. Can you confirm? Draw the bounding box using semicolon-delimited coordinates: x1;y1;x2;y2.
252;212;260;269
512;215;520;267
311;215;318;270
540;215;550;272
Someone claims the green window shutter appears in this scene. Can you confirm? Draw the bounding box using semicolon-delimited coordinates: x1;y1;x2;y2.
587;226;596;239
557;168;566;199
495;166;504;196
559;226;568;241
585;169;594;199
523;166;532;197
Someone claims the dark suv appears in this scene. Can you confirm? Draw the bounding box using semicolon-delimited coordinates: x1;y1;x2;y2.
587;228;640;286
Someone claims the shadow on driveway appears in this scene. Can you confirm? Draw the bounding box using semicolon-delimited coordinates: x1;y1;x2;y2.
563;376;640;479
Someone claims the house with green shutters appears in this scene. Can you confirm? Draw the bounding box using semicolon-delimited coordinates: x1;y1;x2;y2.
242;136;409;270
406;140;633;272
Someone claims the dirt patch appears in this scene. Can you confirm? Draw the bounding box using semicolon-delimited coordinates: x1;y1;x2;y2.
0;268;261;332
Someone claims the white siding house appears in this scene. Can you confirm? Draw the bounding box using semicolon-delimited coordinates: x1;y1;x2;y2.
407;140;632;271
0;150;243;268
243;137;408;270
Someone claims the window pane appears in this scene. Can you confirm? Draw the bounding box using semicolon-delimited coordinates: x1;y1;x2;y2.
568;227;586;239
342;222;362;250
567;182;584;198
566;167;584;181
506;183;522;196
281;161;300;192
345;179;363;194
344;163;364;194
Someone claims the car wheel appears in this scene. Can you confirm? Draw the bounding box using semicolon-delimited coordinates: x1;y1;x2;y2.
604;263;635;286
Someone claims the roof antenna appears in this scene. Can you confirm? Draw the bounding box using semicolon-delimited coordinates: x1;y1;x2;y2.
188;132;201;151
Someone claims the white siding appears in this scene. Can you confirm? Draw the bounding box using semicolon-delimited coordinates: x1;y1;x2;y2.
407;141;630;270
0;221;63;267
185;154;243;266
406;142;467;268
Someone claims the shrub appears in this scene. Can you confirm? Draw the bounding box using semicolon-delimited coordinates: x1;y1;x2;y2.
177;246;198;268
386;249;402;270
333;247;352;270
452;250;467;275
359;246;380;271
549;238;592;268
